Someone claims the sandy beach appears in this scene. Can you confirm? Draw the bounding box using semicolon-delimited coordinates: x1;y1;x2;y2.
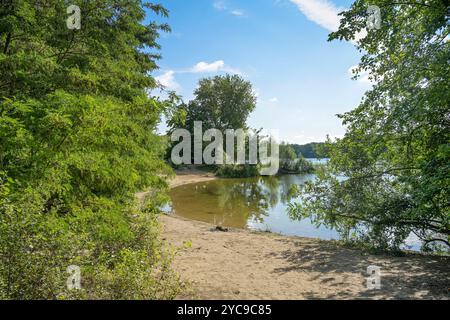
161;169;449;300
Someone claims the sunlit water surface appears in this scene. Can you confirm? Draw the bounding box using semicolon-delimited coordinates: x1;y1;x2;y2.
165;172;422;251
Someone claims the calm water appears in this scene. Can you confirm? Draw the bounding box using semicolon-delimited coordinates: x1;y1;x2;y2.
166;172;423;250
167;174;340;241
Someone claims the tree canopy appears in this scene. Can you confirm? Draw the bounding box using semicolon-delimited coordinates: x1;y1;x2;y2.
0;1;181;299
279;143;297;161
182;74;257;133
289;0;449;252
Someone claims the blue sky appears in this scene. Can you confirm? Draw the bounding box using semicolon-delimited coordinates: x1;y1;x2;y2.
150;0;371;144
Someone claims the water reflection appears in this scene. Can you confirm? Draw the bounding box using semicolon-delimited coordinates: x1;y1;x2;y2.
167;173;423;250
167;174;340;240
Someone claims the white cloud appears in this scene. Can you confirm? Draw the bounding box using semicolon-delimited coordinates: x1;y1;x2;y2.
190;60;242;75
289;0;343;32
155;70;180;90
155;60;242;93
191;60;225;73
213;0;227;11
269;97;279;103
231;10;244;16
289;1;372;82
289;0;367;41
213;0;245;17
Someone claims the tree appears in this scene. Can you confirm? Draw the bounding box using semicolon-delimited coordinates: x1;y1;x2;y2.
0;1;181;299
279;143;297;161
167;74;258;175
289;0;449;252
290;142;329;158
278;143;314;174
184;74;257;133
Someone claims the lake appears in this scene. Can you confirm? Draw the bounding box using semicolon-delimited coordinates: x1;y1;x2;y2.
166;173;340;240
166;171;423;251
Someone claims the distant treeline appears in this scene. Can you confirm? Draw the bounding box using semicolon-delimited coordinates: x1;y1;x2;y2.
289;143;329;159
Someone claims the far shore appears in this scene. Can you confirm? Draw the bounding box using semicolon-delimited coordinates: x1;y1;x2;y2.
161;168;449;300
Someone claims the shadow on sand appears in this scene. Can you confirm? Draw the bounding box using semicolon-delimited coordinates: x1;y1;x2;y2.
268;238;449;299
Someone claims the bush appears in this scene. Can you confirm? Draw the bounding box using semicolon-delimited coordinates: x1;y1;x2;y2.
215;164;260;178
0;94;182;299
279;158;314;174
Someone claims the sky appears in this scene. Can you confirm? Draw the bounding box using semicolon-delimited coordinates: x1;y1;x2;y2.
149;0;371;145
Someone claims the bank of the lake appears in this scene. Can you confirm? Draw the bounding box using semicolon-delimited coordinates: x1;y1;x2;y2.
161;169;449;300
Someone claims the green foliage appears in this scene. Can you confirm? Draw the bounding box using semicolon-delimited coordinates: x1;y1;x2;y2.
279;143;297;161
279;158;314;174
290;0;449;252
279;143;314;174
0;1;181;299
215;164;260;178
290;142;329;158
166;74;258;172
183;74;257;133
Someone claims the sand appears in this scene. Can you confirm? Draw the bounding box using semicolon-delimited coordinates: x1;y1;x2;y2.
160;169;449;300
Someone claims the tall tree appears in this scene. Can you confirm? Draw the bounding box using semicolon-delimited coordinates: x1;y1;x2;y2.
290;0;449;251
184;74;257;132
0;1;180;299
279;143;297;161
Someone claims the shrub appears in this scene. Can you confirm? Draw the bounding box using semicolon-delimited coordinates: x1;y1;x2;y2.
215;164;260;178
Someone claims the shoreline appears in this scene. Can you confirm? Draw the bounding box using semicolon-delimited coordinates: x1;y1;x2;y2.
161;169;449;300
169;168;217;188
